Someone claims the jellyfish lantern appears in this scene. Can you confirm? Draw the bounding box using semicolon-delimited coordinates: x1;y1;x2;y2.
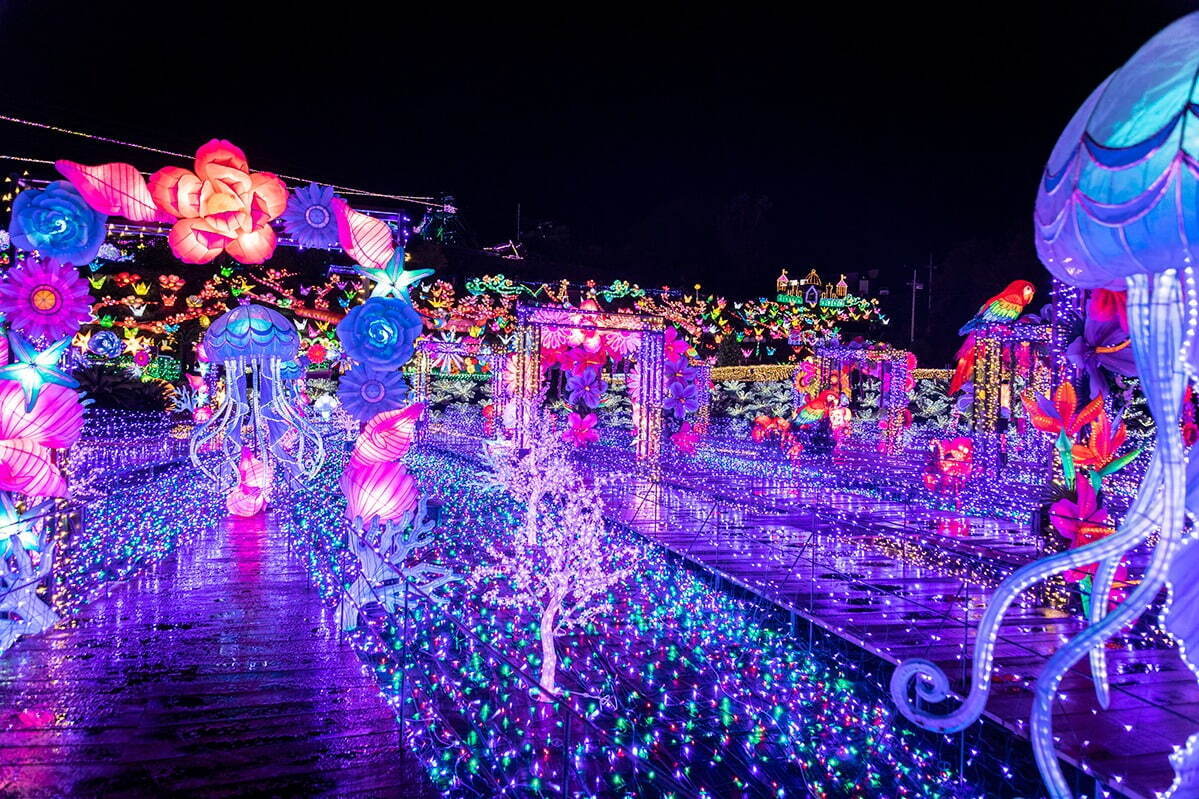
891;13;1199;798
189;304;325;490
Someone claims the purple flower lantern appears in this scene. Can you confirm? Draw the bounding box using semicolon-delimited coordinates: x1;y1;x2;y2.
281;183;340;248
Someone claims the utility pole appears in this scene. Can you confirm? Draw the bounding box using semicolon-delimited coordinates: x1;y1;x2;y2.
908;267;924;345
926;254;934;323
515;203;522;242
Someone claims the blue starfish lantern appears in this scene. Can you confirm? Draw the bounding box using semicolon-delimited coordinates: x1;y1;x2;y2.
355;247;434;302
0;332;78;411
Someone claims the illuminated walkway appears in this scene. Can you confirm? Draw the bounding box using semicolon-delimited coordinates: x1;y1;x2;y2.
596;466;1199;799
0;513;434;798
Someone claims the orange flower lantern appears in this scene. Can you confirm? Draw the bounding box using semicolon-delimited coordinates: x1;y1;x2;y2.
150;139;287;264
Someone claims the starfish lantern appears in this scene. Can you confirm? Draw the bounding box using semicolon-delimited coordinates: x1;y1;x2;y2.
0;333;78;412
355;247;434;302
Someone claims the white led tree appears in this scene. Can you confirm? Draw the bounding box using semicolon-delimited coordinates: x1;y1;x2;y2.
481;413;576;545
473;415;640;699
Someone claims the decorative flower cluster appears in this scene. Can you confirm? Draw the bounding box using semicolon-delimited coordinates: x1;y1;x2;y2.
922;436;974;495
1023;382;1141;606
336;297;422;422
751;413;804;459
426;271;888;365
662;326;700;420
1066;288;1135;399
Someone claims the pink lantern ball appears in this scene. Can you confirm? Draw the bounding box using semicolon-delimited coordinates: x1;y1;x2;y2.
0;381;84;449
341;459;418;526
0;380;84;498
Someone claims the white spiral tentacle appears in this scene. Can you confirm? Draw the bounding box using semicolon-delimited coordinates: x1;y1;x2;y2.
1029;271;1188;797
892;272;1182;779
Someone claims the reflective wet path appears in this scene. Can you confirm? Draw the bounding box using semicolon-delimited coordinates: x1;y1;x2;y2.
595;466;1199;799
0;513;434;798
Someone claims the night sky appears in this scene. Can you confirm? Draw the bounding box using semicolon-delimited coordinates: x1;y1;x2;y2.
0;1;1195;361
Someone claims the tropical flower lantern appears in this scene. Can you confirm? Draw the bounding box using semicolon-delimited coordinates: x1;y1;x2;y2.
189;304;325;491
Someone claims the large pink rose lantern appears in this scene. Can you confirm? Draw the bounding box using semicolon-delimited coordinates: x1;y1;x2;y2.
149;140;288;264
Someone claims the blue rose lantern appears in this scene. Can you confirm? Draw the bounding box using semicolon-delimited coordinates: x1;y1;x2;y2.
336;297;423;370
10;180;107;265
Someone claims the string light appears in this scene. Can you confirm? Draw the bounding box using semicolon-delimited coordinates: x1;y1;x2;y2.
0;115;445;207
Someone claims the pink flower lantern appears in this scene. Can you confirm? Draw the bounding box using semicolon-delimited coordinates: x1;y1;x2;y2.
562;412;599;447
149;140;288;264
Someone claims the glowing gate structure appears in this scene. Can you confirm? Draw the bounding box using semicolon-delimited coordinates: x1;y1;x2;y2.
814;342;913;435
959;320;1066;477
410;337;511;438
963;321;1062;435
510;303;666;461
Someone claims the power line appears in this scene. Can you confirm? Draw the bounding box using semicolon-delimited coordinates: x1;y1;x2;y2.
0;115;447;209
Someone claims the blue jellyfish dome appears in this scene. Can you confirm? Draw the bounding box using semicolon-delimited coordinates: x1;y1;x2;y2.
1036;12;1199;287
204;304;300;363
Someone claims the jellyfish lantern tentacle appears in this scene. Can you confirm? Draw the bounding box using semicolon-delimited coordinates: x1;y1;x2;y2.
1082;361;1172;708
189;305;326;489
1079;273;1173;709
1032;271;1190;796
263;357;325;480
889;455;1164;728
190;357;247;490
